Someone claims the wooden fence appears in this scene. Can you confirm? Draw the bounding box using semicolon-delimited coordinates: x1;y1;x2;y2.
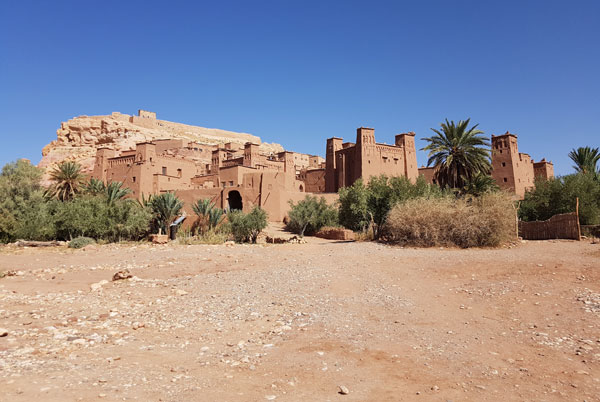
519;212;581;240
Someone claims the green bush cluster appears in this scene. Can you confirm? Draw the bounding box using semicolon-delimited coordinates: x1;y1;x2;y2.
338;175;445;238
68;236;96;249
519;173;600;225
0;160;150;243
228;207;268;243
286;196;338;236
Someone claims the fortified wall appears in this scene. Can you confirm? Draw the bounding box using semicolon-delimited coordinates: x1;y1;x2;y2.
325;127;418;192
490;132;554;198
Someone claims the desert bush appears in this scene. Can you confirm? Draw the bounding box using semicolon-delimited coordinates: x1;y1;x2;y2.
382;192;516;248
68;236;96;249
0;160;55;243
228;207;268;243
519;173;600;225
287;196;338;236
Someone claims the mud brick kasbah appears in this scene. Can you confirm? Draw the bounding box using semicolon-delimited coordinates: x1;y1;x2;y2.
90;110;554;221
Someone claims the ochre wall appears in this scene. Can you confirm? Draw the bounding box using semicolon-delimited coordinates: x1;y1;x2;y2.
325;128;418;192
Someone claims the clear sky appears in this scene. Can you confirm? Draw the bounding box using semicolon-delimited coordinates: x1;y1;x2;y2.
1;0;598;175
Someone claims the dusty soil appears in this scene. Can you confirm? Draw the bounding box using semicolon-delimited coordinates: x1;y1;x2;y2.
0;239;599;401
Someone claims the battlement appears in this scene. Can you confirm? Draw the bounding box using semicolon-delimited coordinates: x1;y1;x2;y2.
138;110;156;119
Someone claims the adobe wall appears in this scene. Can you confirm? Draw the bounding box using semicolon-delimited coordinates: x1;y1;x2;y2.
418;166;437;184
533;160;554;179
92;142;199;199
129;110;157;129
325;137;343;192
491;134;535;199
325;128;418;192
138;110;156;119
298;168;325;193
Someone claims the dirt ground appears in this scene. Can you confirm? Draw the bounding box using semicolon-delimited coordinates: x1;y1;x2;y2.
0;238;599;402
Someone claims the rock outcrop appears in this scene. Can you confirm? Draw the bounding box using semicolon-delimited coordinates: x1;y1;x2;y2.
39;111;284;184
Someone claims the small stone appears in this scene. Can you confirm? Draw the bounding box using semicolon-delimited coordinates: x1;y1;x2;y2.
431;385;439;391
338;385;349;395
0;328;8;337
175;289;188;296
132;322;145;330
112;269;132;281
265;395;277;400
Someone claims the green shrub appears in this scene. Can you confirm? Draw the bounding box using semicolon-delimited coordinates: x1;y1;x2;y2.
287;196;338;236
52;196;151;241
228;207;268;243
519;173;600;225
382;192;516;248
0;160;55;243
338;175;444;237
338;179;370;232
68;236;96;249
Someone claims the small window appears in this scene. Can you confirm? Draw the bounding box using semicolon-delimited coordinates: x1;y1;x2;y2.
499;150;503;154
501;162;506;167
228;181;233;187
503;178;508;183
162;167;167;175
177;168;182;178
132;176;136;183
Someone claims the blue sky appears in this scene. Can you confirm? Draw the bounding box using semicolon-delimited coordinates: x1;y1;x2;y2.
1;0;598;175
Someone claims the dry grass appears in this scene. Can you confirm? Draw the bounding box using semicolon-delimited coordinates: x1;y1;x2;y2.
177;229;230;245
382;192;517;248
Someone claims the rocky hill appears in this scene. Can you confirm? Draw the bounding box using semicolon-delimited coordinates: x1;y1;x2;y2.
39;111;284;184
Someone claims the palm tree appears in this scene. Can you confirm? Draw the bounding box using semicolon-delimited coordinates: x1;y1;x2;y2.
45;161;84;201
422;119;491;189
83;178;106;195
207;207;226;230
105;181;132;204
568;146;600;175
192;198;225;234
149;192;184;236
461;172;499;197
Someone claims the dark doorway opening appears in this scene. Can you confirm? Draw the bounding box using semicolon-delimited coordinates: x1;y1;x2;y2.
228;190;243;211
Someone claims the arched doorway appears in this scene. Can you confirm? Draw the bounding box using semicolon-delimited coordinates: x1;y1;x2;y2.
228;190;243;211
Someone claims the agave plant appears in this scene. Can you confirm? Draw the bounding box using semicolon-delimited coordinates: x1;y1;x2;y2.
422;119;491;189
45;161;84;201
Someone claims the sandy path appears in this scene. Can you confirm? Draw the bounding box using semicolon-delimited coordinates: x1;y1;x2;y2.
0;240;598;401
